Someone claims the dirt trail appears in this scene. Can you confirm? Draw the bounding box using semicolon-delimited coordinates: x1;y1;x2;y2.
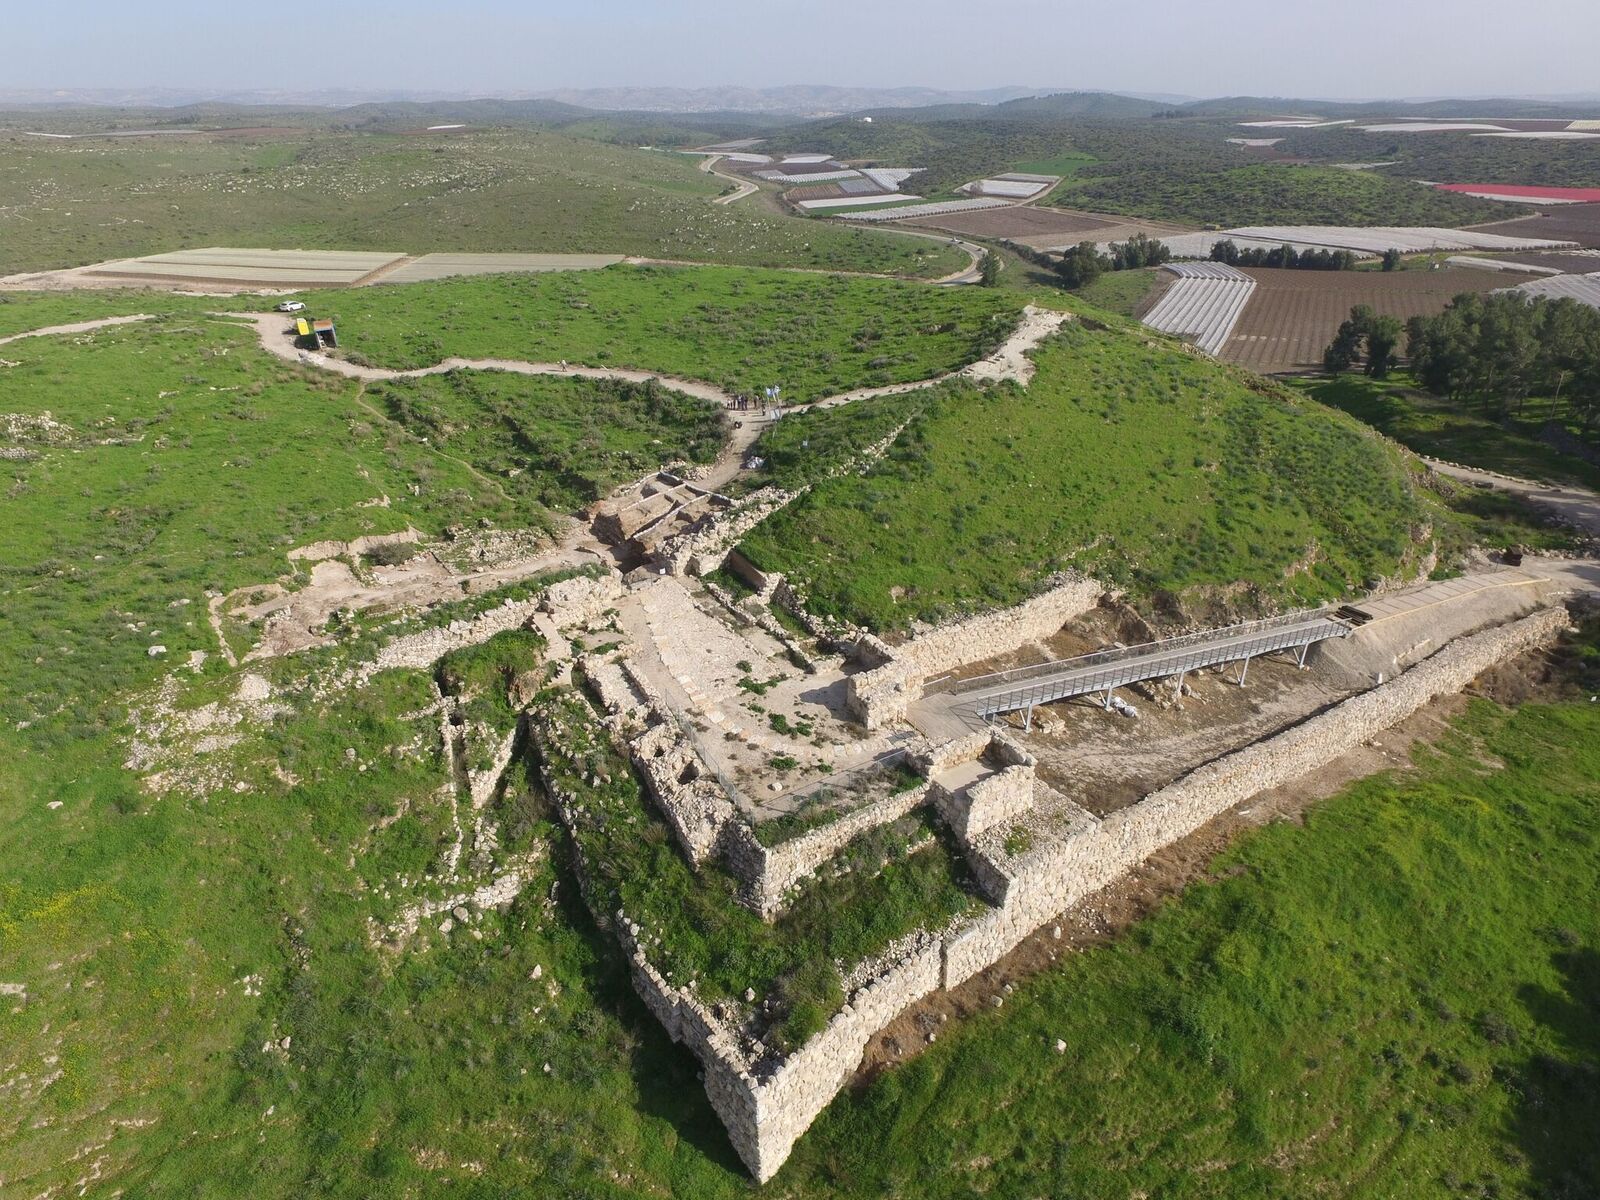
0;313;154;346
1425;458;1600;596
700;154;758;206
1426;457;1600;537
232;305;1071;411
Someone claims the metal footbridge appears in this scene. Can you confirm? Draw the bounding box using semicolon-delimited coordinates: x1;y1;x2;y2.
940;609;1355;727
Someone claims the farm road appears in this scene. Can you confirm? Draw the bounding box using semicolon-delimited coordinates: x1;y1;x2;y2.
1428;458;1600;596
700;154;758;206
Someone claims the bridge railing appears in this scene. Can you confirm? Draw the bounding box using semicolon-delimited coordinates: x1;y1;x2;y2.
961;620;1347;719
940;608;1347;700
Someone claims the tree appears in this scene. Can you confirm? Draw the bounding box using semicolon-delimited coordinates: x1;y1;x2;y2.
1055;241;1108;289
1210;238;1241;266
978;250;1000;287
1324;315;1363;373
1109;233;1171;270
1364;315;1404;379
1322;305;1402;377
1381;247;1402;272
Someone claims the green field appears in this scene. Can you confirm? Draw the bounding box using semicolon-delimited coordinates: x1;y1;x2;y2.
0;310;723;728
784;689;1600;1196
2;255;1595;1200
1054;162;1508;229
1067;266;1161;316
1009;152;1097;178
741;321;1445;630
329;264;1021;400
1295;373;1600;493
0;128;964;278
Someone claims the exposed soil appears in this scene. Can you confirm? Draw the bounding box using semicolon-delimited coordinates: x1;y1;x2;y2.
854;623;1586;1083
1471;202;1600;249
1221;265;1539;374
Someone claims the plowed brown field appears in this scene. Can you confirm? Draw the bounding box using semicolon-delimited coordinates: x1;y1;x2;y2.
901;206;1120;240
1221;266;1538;374
1472;203;1600;248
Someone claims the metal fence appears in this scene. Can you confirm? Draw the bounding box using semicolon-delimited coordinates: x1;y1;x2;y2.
949;610;1352;720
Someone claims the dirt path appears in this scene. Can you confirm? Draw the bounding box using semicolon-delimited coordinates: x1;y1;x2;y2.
0;313;154;346
1425;458;1600;596
231;305;1071;413
700;154;759;206
1426;457;1600;537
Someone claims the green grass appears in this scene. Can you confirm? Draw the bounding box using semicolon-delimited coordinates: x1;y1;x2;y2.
1069;266;1161;316
1009;152;1096;178
741;320;1444;631
0;290;242;337
1291;373;1600;493
331;264;1021;401
370;369;727;511
1055;162;1510;229
533;694;977;1048
0;308;720;729
782;693;1600;1196
0;128;964;278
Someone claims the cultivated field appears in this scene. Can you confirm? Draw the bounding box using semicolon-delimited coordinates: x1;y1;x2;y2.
901;205;1123;241
1221;266;1539;373
379;252;625;283
85;247;408;287
1140;263;1256;355
0;128;964;279
1475;202;1600;248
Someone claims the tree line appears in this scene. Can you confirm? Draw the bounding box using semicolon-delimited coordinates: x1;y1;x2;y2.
1322;291;1600;432
1210;239;1362;271
1052;233;1171;288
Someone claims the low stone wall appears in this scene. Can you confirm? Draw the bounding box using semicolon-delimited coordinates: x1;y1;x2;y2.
722;549;782;602
722;783;932;917
575;604;1568;1184
575;652;737;867
847;575;1104;728
940;603;1568;986
540;570;624;625
656;485;800;576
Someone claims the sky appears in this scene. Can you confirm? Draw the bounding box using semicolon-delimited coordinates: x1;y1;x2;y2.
11;0;1600;102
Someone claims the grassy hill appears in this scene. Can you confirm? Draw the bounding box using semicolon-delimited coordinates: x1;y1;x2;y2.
740;320;1448;630
0;128;964;277
1055;161;1513;229
0;261;1594;1199
331;264;1021;400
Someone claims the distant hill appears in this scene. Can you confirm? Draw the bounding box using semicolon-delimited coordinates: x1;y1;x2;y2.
1182;95;1600;120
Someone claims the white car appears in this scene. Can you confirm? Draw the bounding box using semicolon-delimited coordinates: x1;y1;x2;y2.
275;300;307;313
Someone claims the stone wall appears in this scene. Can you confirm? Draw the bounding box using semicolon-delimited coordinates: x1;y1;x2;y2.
570;603;1568;1184
846;575;1104;728
946;764;1035;841
655;485;800;576
940;603;1568;986
722;549;782;602
540;570;624;626
743;934;944;1180
721;783;932;917
575;653;737;867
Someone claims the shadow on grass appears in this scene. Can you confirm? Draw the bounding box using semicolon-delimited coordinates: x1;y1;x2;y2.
1511;944;1600;1198
543;823;748;1178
